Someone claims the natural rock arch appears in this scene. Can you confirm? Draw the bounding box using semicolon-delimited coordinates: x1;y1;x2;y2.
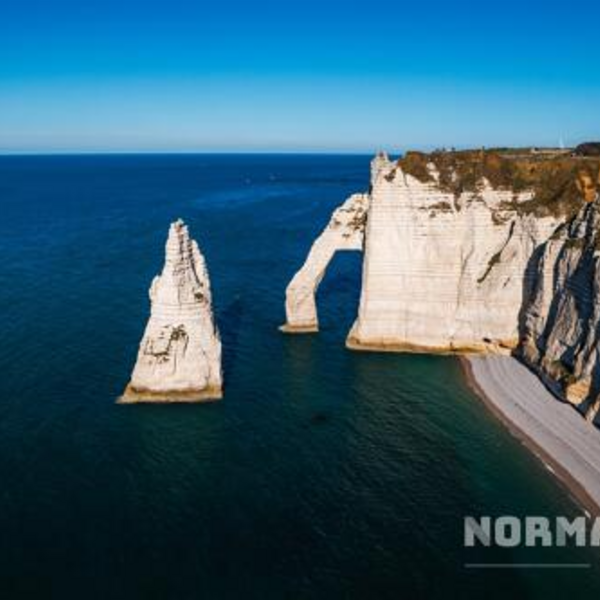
280;194;369;333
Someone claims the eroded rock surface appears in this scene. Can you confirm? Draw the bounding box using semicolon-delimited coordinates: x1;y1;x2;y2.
283;149;600;424
284;151;562;350
347;155;560;352
520;188;600;423
281;193;369;332
121;219;222;403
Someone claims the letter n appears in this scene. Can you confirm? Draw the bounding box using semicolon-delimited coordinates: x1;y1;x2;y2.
464;516;491;547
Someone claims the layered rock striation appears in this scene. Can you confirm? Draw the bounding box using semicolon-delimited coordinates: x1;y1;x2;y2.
283;148;600;423
121;220;222;403
347;155;560;353
520;180;600;422
284;150;565;351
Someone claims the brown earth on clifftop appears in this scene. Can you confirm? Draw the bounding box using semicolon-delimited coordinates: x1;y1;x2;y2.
397;148;600;219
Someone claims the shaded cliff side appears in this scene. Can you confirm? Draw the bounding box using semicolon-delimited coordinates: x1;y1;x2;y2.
520;193;600;422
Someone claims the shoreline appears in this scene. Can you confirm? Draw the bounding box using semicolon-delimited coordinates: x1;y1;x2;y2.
117;384;223;404
459;355;600;517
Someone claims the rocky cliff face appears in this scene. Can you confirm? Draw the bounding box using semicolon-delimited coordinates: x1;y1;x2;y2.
347;154;560;353
520;188;600;422
281;193;369;332
283;151;561;352
121;220;222;403
283;149;600;423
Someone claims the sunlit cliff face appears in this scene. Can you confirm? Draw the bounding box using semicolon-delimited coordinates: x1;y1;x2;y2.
576;170;599;203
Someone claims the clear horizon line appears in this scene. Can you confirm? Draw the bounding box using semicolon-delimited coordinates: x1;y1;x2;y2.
0;149;382;157
0;142;570;157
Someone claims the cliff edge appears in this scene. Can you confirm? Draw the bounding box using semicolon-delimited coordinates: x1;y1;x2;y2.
283;148;600;423
520;170;600;421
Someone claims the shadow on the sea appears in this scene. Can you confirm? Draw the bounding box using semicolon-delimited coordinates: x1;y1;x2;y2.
305;411;330;427
219;295;245;376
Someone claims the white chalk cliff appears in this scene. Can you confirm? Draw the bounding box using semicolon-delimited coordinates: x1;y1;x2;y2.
348;156;561;352
283;150;600;424
284;153;559;352
121;219;222;403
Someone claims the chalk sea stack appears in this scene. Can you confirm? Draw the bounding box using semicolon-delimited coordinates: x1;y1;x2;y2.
120;219;222;403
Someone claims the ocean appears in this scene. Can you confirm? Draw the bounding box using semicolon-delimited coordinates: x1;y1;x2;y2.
0;154;599;599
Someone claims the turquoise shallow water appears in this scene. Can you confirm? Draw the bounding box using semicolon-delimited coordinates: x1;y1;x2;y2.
0;154;599;599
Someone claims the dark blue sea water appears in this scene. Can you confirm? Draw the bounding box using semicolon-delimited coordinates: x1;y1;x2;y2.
1;154;599;599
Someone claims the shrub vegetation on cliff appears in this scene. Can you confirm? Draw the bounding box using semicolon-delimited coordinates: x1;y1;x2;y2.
397;149;600;219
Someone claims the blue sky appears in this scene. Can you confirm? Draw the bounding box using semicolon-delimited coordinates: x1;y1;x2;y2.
1;0;600;152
